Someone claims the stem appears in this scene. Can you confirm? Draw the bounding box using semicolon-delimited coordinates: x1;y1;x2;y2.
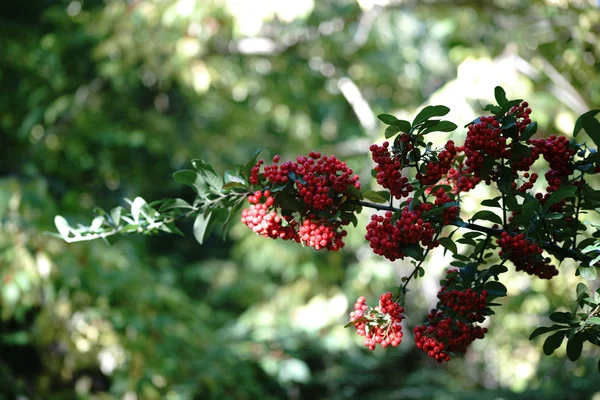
500;159;508;225
572;174;584;250
477;234;492;264
399;231;440;296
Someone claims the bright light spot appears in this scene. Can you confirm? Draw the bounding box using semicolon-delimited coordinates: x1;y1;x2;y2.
177;37;201;58
67;1;81;17
175;0;195;17
555;110;575;135
98;348;117;374
35;252;52;279
75;338;91;353
152;374;167;388
232;85;248;102
234;38;278;55
31;124;44;142
190;61;211;93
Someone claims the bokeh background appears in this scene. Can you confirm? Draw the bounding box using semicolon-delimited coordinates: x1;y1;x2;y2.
1;0;600;399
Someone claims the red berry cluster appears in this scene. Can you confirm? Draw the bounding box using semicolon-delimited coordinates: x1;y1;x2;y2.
370;141;414;199
241;190;297;240
245;152;361;251
349;293;404;351
417;140;457;186
414;311;487;363
365;204;437;262
298;217;346;251
529;135;575;190
250;152;360;212
497;232;558;279
432;187;459;225
413;269;489;363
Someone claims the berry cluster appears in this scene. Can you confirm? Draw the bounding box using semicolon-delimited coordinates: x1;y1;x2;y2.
497;232;558;279
370;141;414;199
250;152;360;212
245;152;361;251
241;190;297;240
365;203;437;262
417;140;457;186
413;269;490;363
349;293;404;350
414;311;487;363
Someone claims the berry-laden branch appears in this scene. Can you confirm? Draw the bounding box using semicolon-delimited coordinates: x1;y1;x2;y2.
54;87;600;369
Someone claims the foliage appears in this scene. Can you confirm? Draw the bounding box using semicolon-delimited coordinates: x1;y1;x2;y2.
3;0;600;398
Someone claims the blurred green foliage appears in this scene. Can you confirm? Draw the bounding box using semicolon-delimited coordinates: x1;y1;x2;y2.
1;0;600;399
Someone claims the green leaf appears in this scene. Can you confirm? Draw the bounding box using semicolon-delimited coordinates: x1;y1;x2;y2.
586;317;600;325
500;99;524;115
566;332;585;361
549;311;579;324
110;207;122;225
130;197;147;224
385;125;401;139
422;120;458;134
483;104;501;114
378;113;398;125
529;325;569;341
392;119;411;132
508;143;532;164
243;149;262;179
521;121;538;141
484;281;507;298
402;244;424;261
574;110;600;136
543;330;566;355
192;159;223;192
362;190;389;204
542;185;577;212
481;197;502;208
471;210;503;225
581;114;600;148
521;199;542;219
224;170;246;185
579;266;597;281
413;105;450;126
159;198;194;211
494;86;508;107
54;215;71;238
174;170;208;197
438;237;457;254
193;212;213;245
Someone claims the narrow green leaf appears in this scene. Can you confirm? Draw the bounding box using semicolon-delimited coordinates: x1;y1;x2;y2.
159;198;194;212
438;237;457;254
193;212;212;245
529;324;569;341
130;197;147;224
378;113;398;125
110;207;122;225
54;215;71;238
192;159;223;192
224;170;246;185
362;190;389;204
471;210;503;225
543;330;566;355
